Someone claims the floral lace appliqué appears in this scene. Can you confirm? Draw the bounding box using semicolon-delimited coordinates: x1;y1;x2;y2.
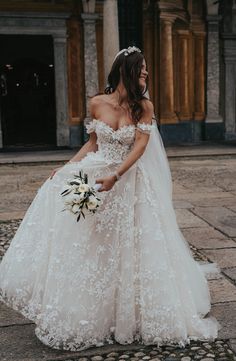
85;119;136;164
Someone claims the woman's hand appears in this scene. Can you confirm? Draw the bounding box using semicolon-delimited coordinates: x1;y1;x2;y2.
95;175;117;192
50;167;62;179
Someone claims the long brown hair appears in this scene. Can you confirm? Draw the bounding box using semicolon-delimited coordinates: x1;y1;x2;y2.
101;50;149;124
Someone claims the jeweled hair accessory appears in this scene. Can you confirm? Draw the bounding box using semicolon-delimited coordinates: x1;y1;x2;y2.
124;46;141;56
113;46;142;62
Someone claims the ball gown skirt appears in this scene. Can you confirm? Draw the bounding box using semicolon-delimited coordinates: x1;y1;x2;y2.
0;119;220;351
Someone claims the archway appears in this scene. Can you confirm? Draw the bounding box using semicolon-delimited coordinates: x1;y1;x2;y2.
0;35;56;148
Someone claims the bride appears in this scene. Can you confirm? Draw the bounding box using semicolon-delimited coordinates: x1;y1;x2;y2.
0;46;219;351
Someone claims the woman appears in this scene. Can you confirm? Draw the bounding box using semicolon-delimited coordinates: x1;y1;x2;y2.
0;46;219;351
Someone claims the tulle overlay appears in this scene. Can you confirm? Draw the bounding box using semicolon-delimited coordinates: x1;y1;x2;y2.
0;119;219;351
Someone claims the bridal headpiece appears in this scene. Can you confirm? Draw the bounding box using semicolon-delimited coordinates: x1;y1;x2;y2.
113;46;142;62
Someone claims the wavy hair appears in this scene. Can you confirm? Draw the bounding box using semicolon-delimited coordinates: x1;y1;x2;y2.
101;51;149;124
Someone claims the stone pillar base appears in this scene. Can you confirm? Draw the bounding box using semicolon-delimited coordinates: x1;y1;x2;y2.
204;122;225;141
225;132;236;141
205;115;223;123
160;121;203;145
160;113;178;124
69;124;85;148
56;127;70;147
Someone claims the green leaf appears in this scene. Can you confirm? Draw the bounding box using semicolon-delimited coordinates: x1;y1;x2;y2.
61;189;69;195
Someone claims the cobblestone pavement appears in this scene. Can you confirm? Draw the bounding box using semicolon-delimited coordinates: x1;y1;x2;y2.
47;341;236;361
1;157;236;361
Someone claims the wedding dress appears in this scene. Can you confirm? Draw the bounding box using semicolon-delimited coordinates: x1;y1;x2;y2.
0;118;219;351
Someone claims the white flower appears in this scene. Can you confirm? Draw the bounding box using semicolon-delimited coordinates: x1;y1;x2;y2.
87;195;98;210
62;183;79;195
64;193;83;206
71;204;81;214
74;193;86;203
79;320;89;325
71;184;80;192
78;183;90;193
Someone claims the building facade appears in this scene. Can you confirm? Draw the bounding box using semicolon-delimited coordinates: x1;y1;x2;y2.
0;0;235;149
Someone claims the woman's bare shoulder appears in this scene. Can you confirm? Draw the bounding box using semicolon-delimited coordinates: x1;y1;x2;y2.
90;94;109;106
140;98;154;112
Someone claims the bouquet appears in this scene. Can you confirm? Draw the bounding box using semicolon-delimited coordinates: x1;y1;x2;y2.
61;171;101;222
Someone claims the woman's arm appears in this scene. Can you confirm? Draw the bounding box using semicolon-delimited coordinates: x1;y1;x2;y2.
96;99;154;191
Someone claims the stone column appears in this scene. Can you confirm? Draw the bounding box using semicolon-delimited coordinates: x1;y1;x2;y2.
81;13;99;125
205;0;223;140
222;0;236;141
103;0;119;82
176;30;192;120
0;104;2;148
193;32;206;121
223;35;236;140
206;15;222;123
159;17;178;123
53;36;70;147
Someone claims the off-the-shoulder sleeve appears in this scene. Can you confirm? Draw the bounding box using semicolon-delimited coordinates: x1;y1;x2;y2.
136;122;153;134
85;120;96;134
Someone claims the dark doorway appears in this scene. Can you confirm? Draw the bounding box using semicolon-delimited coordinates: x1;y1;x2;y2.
0;35;56;148
118;0;143;49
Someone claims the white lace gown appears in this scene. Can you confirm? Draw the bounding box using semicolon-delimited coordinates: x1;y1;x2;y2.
0;119;219;351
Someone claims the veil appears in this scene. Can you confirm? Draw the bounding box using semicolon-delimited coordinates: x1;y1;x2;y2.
140;90;173;201
138;92;220;279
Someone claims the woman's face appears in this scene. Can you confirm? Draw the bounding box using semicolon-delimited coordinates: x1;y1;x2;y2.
139;59;148;90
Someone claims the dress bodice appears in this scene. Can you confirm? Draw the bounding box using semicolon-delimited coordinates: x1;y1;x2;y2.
86;119;154;164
